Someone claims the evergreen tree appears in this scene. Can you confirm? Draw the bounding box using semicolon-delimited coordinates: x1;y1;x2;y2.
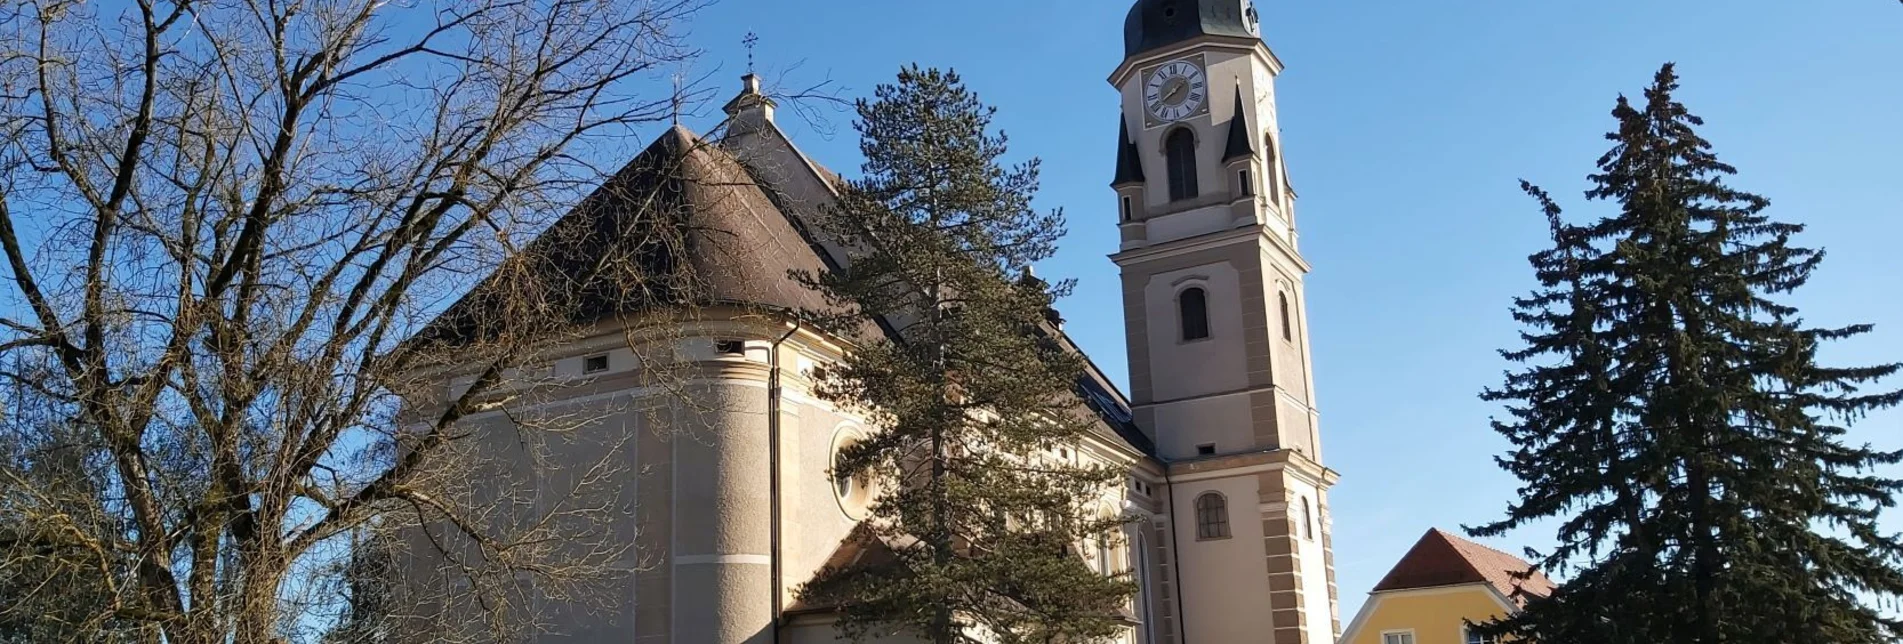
792;66;1134;644
1475;63;1903;644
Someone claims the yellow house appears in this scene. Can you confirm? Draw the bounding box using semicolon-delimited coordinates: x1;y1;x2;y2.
1339;529;1554;644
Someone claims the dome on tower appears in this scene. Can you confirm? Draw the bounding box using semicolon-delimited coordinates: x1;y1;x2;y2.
1123;0;1261;58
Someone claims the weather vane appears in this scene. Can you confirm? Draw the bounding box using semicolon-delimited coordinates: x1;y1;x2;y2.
743;31;760;74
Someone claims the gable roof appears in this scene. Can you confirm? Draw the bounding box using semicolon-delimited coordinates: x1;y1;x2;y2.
411;125;838;347
1371;528;1555;604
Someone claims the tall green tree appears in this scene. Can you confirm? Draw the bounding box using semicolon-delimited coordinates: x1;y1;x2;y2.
793;66;1134;644
1475;63;1903;644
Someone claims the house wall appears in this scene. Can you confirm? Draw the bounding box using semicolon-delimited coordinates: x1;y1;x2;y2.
1344;585;1512;644
1168;470;1276;643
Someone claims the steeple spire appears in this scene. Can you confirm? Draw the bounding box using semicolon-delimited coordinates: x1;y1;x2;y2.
1112;117;1145;186
1222;90;1255;163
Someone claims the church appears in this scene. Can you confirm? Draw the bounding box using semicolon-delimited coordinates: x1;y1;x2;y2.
413;1;1339;642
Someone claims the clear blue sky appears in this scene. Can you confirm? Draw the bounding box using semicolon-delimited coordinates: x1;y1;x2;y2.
680;0;1903;621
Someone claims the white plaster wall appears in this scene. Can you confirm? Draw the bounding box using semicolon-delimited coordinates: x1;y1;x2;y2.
1259;263;1310;402
1152;394;1253;460
779;383;873;614
1276;395;1317;457
541;399;648;642
1288;477;1335;644
1172;475;1274;643
1142;262;1247;403
402;376;668;643
1147;203;1237;244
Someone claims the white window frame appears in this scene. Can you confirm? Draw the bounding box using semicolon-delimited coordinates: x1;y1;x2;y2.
1463;626;1498;644
1381;630;1416;644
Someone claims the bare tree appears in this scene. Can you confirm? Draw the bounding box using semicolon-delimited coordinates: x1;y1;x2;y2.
0;1;720;642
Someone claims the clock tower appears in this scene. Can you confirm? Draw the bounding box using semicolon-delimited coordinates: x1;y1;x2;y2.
1109;1;1339;643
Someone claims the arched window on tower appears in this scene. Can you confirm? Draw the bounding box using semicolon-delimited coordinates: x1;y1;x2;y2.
1165;128;1199;201
1179;287;1210;341
1301;497;1315;540
1278;291;1293;342
1195;492;1230;540
1263;132;1282;203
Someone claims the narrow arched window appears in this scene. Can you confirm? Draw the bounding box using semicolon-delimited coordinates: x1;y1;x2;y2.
1278;291;1293;342
1264;132;1282;202
1179;287;1209;341
1301;497;1315;540
1165;128;1199;201
1195;492;1229;540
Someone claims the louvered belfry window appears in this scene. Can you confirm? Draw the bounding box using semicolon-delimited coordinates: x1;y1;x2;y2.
1165;128;1198;201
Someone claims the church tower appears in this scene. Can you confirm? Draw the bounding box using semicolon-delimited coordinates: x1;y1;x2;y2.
1109;1;1339;642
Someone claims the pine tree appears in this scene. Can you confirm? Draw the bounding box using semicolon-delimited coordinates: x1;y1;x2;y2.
792;66;1134;644
1475;63;1903;644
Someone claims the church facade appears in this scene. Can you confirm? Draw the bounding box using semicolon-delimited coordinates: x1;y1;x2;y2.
410;1;1338;642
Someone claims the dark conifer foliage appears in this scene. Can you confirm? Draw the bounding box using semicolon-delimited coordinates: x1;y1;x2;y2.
1474;64;1903;644
792;66;1134;644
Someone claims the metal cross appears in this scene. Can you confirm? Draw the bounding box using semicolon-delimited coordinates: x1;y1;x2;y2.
743;31;759;74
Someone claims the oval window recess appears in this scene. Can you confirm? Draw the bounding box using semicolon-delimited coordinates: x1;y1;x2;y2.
830;429;874;520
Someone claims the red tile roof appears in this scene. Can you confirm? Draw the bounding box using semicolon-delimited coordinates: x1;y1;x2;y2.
1371;528;1556;605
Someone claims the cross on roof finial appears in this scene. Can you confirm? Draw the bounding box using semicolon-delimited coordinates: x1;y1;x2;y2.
743;31;760;74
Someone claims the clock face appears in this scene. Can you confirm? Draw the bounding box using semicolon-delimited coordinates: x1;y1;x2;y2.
1144;59;1208;123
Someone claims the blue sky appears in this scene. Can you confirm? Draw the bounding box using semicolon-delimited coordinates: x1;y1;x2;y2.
678;0;1903;620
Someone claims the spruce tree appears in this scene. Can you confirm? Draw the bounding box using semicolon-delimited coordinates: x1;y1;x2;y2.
1475;63;1903;644
792;66;1134;644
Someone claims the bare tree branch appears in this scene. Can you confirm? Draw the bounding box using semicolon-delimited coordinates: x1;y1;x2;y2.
0;1;723;642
